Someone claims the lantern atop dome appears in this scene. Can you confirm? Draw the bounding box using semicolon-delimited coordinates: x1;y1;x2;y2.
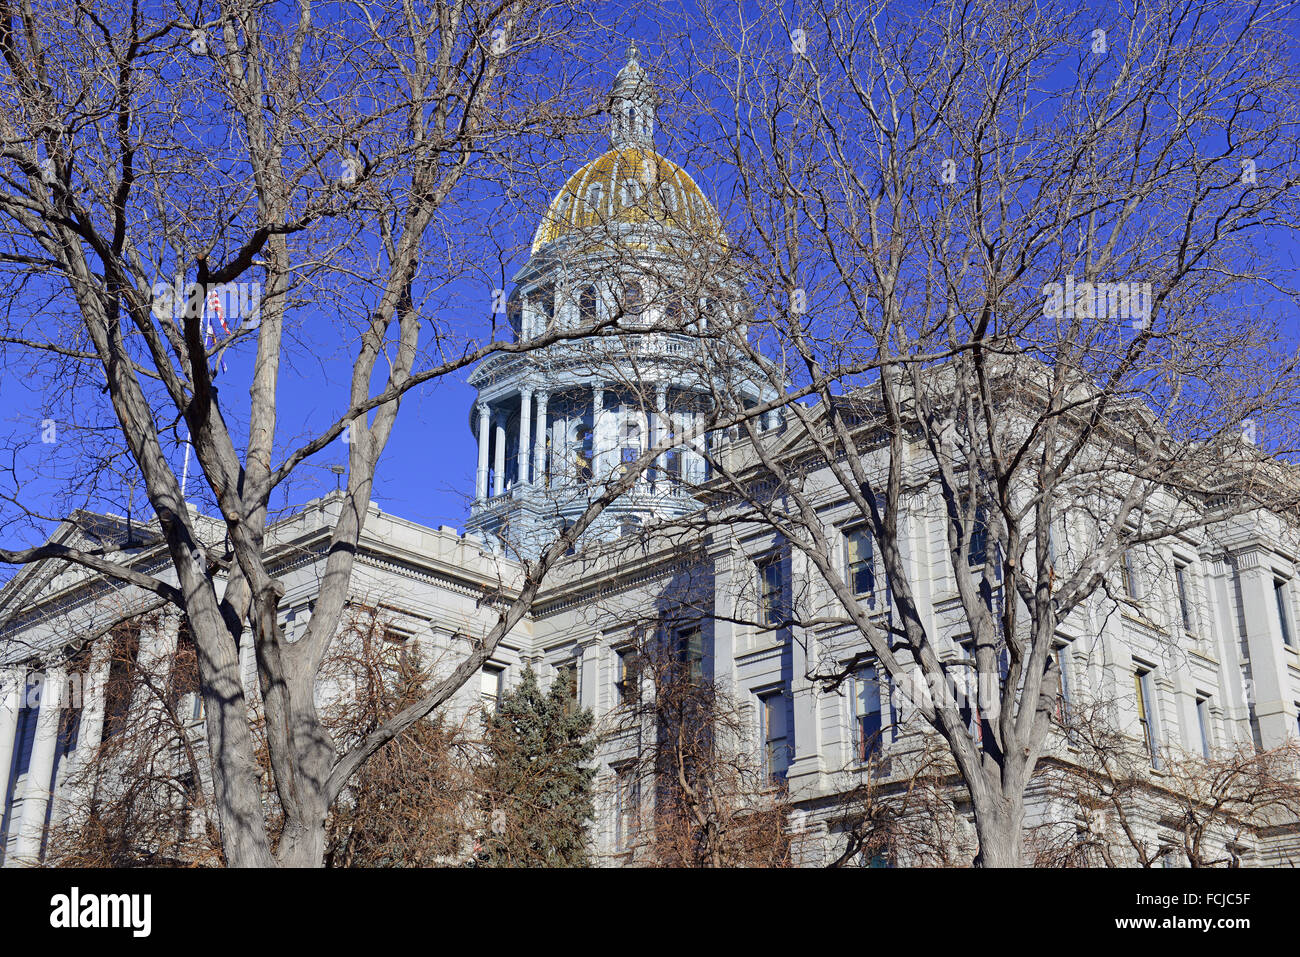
609;41;655;150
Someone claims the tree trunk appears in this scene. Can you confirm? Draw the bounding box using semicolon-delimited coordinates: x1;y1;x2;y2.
971;797;1025;868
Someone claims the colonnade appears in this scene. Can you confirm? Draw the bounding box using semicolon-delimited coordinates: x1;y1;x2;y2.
0;650;106;864
475;383;722;501
0;613;180;865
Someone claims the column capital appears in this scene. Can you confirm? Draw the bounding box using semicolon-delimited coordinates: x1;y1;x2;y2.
37;663;68;709
476;400;492;500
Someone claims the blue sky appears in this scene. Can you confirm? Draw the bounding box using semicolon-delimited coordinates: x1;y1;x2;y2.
0;1;1297;562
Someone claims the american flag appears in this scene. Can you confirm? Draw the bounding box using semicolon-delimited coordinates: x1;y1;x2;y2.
206;288;230;375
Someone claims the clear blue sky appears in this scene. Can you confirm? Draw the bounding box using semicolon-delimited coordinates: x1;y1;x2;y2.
0;2;1296;562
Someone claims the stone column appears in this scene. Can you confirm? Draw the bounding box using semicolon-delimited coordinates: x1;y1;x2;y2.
592;386;605;480
14;665;65;862
552;410;569;486
475;402;490;500
533;391;549;486
689;407;707;483
493;412;506;496
71;642;112;771
578;639;600;713
131;611;180;715
652;384;667;486
1235;550;1295;749
517;387;533;486
710;538;738;692
0;667;22;816
1206;557;1252;747
787;550;824;795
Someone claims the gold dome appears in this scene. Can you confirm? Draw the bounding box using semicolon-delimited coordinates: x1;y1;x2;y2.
530;147;726;254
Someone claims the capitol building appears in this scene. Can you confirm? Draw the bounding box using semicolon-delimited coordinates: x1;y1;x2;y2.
2;48;1299;868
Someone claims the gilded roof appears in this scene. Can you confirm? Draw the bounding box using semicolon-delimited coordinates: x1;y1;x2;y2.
530;147;726;254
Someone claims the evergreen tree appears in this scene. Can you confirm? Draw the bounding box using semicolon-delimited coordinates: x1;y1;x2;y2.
478;666;596;866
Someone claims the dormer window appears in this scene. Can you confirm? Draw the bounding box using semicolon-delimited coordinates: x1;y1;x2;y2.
659;181;677;212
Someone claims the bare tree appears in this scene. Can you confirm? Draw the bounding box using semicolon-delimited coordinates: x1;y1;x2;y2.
1033;694;1300;867
642;0;1300;865
822;733;971;868
605;629;792;867
45;613;229;867
320;606;478;868
0;0;681;866
45;601;488;867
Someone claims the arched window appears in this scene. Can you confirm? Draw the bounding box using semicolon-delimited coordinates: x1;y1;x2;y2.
586;182;603;211
536;286;554;333
579;285;598;325
574;425;593;481
506;298;523;339
622;281;643;318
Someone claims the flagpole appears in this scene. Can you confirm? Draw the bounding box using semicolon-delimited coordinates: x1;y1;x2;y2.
181;430;192;501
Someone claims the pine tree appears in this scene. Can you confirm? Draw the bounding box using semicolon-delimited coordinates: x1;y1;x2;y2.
477;666;596;867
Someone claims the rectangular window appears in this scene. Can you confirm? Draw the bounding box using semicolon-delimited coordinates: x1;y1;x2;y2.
864;848;892;868
757;555;785;626
845;527;875;602
1275;578;1294;648
674;625;704;684
614;764;639;851
1195;696;1211;759
664;448;682;482
1054;649;1073;727
170;624;204;723
556;661;579;709
854;668;884;763
579;285;598;324
1121;550;1142;602
1134;669;1160;769
760;690;791;782
379;629;412;676
481;664;504;713
1175;562;1195;634
614;647;640;705
968;505;989;568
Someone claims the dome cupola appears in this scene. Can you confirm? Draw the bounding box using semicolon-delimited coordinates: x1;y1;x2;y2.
609;41;655;150
464;42;782;559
